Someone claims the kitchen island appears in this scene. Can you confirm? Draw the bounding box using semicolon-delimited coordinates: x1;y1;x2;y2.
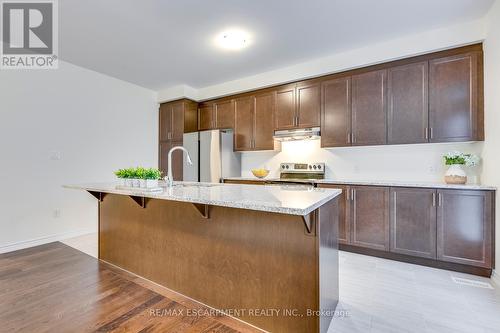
65;182;342;333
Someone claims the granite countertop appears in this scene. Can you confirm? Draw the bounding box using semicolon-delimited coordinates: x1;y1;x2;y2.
64;182;342;216
223;177;497;190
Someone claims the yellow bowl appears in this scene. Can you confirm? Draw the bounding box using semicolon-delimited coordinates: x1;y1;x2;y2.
251;169;270;179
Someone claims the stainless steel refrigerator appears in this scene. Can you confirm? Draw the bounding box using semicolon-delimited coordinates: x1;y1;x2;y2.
182;129;241;182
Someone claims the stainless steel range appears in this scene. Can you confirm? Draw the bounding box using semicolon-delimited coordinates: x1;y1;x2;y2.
264;162;325;186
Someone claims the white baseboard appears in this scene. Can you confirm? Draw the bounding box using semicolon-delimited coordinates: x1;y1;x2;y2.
492;270;500;287
0;228;96;254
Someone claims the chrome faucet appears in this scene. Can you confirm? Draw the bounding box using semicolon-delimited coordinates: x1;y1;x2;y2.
165;146;193;187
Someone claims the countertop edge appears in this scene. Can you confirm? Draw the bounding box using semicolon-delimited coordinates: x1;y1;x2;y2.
223;178;497;191
64;184;342;216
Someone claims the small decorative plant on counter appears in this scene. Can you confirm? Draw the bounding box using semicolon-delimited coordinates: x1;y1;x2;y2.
114;167;162;188
443;152;480;184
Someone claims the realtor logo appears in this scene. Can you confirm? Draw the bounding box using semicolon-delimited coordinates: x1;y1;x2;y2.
1;0;58;69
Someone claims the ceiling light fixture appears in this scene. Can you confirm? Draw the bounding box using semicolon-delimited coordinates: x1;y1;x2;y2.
215;29;250;51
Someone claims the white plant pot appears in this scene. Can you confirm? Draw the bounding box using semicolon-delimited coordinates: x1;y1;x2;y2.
139;179;147;188
444;164;467;184
146;179;159;188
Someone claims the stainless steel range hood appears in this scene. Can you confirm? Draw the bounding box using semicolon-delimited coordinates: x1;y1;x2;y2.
273;127;321;141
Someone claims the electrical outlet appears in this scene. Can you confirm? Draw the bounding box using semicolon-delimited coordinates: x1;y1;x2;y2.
429;165;437;174
49;151;62;161
354;165;360;173
53;209;61;219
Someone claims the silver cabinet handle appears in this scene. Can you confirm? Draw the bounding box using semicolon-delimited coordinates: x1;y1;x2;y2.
425;128;429;140
351;189;355;201
429;127;433;139
438;193;442;206
347;132;351;144
352;132;356;144
346;188;350;201
432;192;436;207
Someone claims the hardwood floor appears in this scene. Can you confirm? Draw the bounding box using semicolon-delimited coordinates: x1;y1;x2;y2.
0;242;262;333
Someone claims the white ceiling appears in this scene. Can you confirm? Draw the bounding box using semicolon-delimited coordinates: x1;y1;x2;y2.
59;0;495;91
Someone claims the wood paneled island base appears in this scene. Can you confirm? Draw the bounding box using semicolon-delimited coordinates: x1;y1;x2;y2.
98;193;340;333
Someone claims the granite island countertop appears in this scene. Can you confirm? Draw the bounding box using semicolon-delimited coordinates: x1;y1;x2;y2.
223;177;497;191
64;181;342;216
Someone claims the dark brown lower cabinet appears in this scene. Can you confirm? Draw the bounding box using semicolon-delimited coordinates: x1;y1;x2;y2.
390;188;437;259
350;186;390;251
336;185;350;245
159;140;183;181
315;183;494;275
437;189;493;268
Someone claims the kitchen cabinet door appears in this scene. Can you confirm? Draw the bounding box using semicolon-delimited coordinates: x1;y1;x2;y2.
321;77;351;148
437;190;493;268
320;184;351;245
296;81;320;128
183;100;199;134
214;99;235;129
390;188;437;259
429;52;481;142
387;62;429;144
275;84;297;130
351;186;390;251
159;103;172;141
234;96;254;151
198;103;214;131
159;141;183;181
171;101;185;141
351;70;387;146
254;91;275;150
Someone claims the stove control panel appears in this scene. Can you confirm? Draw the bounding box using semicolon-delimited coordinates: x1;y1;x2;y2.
280;163;325;173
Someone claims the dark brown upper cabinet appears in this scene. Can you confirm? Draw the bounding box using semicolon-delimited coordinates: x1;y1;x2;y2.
159;103;172;142
253;91;276;150
321;77;351;148
350;186;390;251
275;84;296;130
429;52;483;142
171;101;185;141
351;69;387;146
390;187;437;259
437;189;493;268
183;100;199;133
198;102;214;131
387;62;429;144
275;81;320;130
234;92;276;151
158;99;197;178
296;81;321;128
214;100;235;129
159;99;197;141
234;96;254;151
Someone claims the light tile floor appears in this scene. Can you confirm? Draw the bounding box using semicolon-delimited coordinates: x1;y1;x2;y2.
62;234;500;333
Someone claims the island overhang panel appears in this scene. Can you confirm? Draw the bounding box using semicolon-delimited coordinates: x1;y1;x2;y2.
67;183;341;333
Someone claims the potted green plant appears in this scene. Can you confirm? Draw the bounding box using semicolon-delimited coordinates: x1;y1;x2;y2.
114;169;127;186
136;167;147;188
443;152;479;184
144;168;162;188
123;167;136;187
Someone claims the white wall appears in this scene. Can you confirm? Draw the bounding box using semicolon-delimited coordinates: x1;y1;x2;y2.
0;61;158;253
483;0;500;273
241;141;483;183
158;19;486;102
